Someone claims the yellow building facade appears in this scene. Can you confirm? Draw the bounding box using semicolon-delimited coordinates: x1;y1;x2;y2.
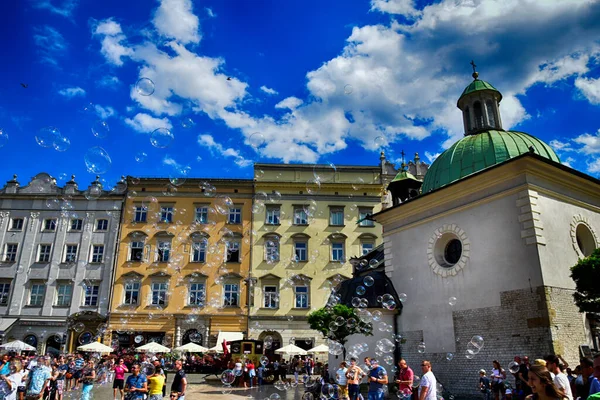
248;163;386;354
107;178;253;350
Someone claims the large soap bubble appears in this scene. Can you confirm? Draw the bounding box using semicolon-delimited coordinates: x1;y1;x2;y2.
84;147;112;174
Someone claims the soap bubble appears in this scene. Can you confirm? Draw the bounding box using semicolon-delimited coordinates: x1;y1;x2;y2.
412;376;421;388
84;185;102;201
142;364;155;376
335;316;345;326
0;129;7;148
376;338;395;353
448;297;457;306
302;393;314;400
72;322;85;333
508;361;520;374
136;77;155;96
270;394;281;400
374;136;386;148
417;342;426;354
150;128;174;148
221;369;235;385
369;259;378;268
91;120;110;138
180;117;195;128
85;147;112;174
248;132;265;148
135;152;147;163
446;352;454;361
53;136;70;152
134;335;143;344
36;127;61;148
260;356;269;366
398;293;407;303
346;318;357;329
363;276;375;287
344;84;353;95
470;335;484;350
356;286;366;296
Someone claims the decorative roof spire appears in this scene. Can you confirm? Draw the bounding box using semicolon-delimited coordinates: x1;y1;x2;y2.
400;150;407;171
470;60;479;80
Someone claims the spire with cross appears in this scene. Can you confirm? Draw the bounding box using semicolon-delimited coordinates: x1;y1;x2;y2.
470;60;479;80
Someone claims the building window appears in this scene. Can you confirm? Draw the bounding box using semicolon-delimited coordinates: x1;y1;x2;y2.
189;283;205;306
70;219;83;231
358;208;375;227
124;282;140;305
225;241;240;263
38;244;52;263
444;239;462;265
56;283;72;306
160;206;173;223
265;239;280;263
465;107;472;132
90;245;104;263
263;286;278;308
473;101;484;129
43;219;57;231
0;282;10;305
157;242;171;262
130;242;144;262
294;207;308;225
30;284;45;306
294;286;309;308
95;219;108;231
151;282;168;306
84;285;99;306
228;207;242;224
331;242;344;262
294;241;307;262
64;244;78;263
9;218;23;231
4;244;18;263
266;206;280;225
329;208;344;226
195;206;208;224
224;283;239;307
134;206;147;223
191;240;207;263
361;242;374;256
486;100;496;127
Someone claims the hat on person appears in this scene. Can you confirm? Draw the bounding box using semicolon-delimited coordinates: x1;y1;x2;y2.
479;369;486;374
506;389;512;395
533;359;546;367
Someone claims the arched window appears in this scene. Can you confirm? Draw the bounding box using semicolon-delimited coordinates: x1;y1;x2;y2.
473;101;484;129
464;107;472;132
486;100;496;128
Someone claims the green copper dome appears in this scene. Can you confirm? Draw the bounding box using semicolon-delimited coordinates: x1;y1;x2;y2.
390;170;419;183
457;79;502;106
421;130;560;193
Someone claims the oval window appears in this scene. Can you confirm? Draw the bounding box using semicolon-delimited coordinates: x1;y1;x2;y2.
444;239;462;265
576;223;596;257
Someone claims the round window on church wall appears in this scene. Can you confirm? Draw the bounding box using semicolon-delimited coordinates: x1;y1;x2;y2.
576;223;596;257
444;239;462;265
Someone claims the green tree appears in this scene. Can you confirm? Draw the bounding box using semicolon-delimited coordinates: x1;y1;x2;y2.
570;248;600;313
308;304;373;358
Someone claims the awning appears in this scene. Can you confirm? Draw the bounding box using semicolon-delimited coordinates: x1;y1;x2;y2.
0;318;18;335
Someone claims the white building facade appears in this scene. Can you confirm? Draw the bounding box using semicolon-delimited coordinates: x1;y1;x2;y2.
0;173;124;354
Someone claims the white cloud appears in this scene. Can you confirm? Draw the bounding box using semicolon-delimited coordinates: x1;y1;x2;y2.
575;77;600;105
198;134;252;168
33;25;67;66
94;105;116;119
93;19;133;66
589;158;600;174
562;156;575;168
370;0;419;18
124;113;172;133
260;86;278;95
58;87;85;98
97;75;121;89
550;139;573;153
32;0;78;18
424;151;440;163
573;130;600;155
153;0;200;44
275;97;303;110
205;7;216;18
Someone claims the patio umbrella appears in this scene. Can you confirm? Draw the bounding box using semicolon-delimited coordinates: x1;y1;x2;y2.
135;342;171;353
307;344;329;354
0;340;36;352
275;344;308;356
77;342;114;353
174;342;209;353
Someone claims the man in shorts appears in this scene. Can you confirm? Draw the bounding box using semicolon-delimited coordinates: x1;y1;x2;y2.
170;360;187;400
336;361;349;400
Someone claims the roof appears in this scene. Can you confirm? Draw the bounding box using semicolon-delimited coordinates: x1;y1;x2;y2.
390;170;420;183
457;79;502;106
421;130;560;193
334;270;402;310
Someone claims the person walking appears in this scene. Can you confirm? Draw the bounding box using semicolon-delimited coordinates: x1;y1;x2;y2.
367;358;388;400
544;355;573;400
112;358;128;400
419;361;437;400
336;361;349;400
124;364;148;400
346;358;364;400
395;359;414;398
79;359;96;400
25;357;52;400
479;369;491;400
170;360;187;400
527;365;568;400
491;360;506;400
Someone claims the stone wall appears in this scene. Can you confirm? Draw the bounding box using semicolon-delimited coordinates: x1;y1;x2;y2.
399;287;554;396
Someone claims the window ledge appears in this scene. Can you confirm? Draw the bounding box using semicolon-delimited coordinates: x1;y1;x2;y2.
292;307;310;310
145;305;167;310
222;305;240;309
328;225;346;228
0;261;16;265
118;304;138;309
25;305;43;308
53;305;71;308
265;223;281;226
35;261;51;264
7;230;23;232
183;305;205;309
260;307;280;311
80;305;98;309
88;262;104;265
188;261;206;264
293;224;309;227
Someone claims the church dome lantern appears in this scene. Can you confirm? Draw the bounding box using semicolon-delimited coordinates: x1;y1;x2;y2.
457;61;503;135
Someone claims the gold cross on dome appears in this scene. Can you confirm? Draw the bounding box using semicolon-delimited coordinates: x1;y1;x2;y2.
470;60;477;74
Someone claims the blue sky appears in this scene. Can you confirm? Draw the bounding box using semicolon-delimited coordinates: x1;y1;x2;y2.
1;0;600;188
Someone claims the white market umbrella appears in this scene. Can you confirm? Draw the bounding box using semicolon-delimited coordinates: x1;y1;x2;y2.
275;344;308;356
135;342;171;353
77;342;114;353
307;344;329;354
0;340;36;352
175;342;209;353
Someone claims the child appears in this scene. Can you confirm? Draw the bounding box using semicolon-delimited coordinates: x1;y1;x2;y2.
479;369;491;400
